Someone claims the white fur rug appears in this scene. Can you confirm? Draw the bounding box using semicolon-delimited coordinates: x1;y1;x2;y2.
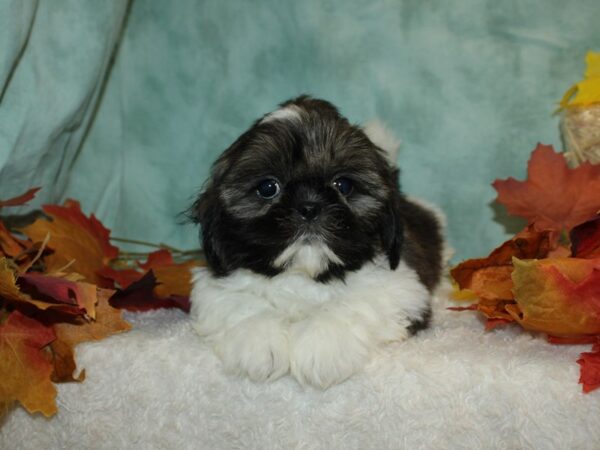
2;288;599;450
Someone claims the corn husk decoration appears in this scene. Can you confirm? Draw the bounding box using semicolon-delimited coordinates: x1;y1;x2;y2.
559;51;600;166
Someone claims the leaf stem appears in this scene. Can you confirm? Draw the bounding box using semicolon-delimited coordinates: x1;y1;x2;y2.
110;237;182;253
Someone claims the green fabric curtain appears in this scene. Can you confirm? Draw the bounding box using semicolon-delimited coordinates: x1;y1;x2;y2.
1;0;599;260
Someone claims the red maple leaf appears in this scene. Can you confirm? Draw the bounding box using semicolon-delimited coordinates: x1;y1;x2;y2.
493;144;600;232
578;343;600;393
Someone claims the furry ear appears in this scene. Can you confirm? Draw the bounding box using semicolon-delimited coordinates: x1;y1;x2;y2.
380;189;404;270
189;185;229;276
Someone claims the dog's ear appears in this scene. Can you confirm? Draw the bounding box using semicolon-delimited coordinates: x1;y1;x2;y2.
189;184;229;276
380;179;404;271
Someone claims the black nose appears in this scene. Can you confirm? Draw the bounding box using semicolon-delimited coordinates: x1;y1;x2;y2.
298;202;321;220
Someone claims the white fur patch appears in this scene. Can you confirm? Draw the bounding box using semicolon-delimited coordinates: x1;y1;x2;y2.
260;105;303;124
190;256;430;388
273;240;343;278
362;119;401;165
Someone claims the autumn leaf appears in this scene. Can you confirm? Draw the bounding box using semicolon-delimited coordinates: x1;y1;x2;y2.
509;257;600;337
0;311;57;417
20;200;119;285
97;266;141;290
0;221;28;258
19;272;98;319
99;248;201;310
0;187;40;259
138;248;174;270
578;343;600;393
97;248;177;290
492;144;600;232
450;227;553;324
560;51;600;109
109;270;191;312
0;258;83;315
0;187;41;208
51;288;130;382
571;216;600;259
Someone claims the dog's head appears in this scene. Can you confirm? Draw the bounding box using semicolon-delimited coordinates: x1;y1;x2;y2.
190;96;404;282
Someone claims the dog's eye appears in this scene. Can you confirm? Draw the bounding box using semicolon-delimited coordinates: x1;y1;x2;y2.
256;179;281;199
332;177;353;196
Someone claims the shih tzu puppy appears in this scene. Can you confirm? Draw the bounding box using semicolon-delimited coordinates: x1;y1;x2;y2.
189;96;444;389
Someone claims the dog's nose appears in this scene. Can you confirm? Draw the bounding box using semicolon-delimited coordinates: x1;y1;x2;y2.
298;202;321;221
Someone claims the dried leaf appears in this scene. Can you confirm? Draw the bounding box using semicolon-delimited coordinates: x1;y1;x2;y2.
99;249;200;310
51;288;131;382
450;227;553;324
138;248;174;270
19;272;98;319
0;221;27;258
153;260;199;298
97;266;141;290
109;271;190;312
571;216;600;259
0;187;41;208
0;258;94;316
510;257;600;337
578;343;600;393
492;144;600;232
20;200;119;285
0;311;57;417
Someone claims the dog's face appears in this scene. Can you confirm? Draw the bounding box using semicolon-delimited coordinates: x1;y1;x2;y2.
191;97;404;282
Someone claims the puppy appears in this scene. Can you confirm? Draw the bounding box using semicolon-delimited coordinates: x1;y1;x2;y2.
189;96;444;388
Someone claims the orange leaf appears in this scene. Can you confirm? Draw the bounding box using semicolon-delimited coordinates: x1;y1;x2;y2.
0;311;57;417
153;260;199;298
51;288;131;382
451;227;553;301
493;144;600;232
20;200;119;285
510;257;600;337
0;187;40;208
0;221;27;258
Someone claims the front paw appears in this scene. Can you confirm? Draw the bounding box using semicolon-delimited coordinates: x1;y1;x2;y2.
214;316;289;382
289;317;371;389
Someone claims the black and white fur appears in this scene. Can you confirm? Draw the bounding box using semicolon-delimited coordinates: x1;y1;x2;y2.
189;96;444;388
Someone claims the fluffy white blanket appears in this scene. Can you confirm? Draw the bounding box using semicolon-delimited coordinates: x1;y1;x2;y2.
2;290;599;449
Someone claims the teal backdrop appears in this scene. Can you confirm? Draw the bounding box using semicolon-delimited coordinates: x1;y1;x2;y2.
1;0;600;261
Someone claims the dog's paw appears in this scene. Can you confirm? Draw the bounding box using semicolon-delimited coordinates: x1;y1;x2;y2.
289;317;371;389
214;315;289;382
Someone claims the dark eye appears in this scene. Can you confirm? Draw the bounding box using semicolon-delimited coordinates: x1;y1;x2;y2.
333;177;353;196
256;178;281;199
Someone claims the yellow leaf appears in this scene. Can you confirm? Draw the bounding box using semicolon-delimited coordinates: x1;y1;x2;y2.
560;51;600;109
510;257;600;337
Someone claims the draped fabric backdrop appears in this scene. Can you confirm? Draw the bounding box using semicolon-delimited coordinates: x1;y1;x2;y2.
1;0;600;260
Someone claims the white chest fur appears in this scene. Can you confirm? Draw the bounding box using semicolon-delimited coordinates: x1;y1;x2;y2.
190;256;430;388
